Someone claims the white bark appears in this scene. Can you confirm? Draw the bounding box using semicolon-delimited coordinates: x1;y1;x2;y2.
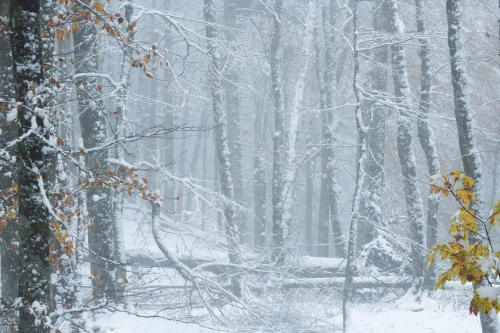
281;0;316;236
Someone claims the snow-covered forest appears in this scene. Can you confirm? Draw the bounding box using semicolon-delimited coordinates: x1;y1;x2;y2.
1;0;500;332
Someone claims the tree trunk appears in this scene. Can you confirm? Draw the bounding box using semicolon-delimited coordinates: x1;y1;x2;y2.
0;0;19;326
224;0;246;244
415;0;441;290
253;85;267;249
446;0;500;331
163;0;175;214
281;0;316;255
146;0;158;189
10;0;51;331
185;115;207;212
317;8;330;258
357;0;390;250
304;158;314;256
271;0;285;264
321;0;346;258
343;2;370;330
389;0;426;280
203;0;242;297
73;17;115;300
111;1;135;301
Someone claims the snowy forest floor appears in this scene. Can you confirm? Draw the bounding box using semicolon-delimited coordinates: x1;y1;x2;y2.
76;203;486;333
85;291;482;333
86;291;483;333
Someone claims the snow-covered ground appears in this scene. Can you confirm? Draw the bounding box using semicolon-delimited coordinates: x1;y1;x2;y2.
86;295;484;333
347;296;481;333
92;203;485;333
88;311;224;333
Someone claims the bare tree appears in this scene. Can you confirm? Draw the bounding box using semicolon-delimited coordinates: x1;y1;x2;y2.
389;0;426;280
415;0;441;290
203;0;242;297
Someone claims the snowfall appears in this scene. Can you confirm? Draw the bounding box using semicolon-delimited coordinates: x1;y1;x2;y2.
77;203;486;333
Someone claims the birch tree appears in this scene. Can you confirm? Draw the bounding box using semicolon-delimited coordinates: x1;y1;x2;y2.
110;0;135;300
281;0;316;251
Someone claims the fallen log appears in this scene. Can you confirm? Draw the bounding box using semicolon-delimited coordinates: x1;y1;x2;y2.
281;277;412;289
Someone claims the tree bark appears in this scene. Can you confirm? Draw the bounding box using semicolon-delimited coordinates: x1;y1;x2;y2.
0;0;19;326
446;0;500;331
389;0;426;280
415;0;441;290
253;85;267;249
271;0;285;264
343;1;370;330
73;17;115;299
203;0;242;297
357;0;390;250
10;0;51;331
321;0;346;258
317;6;331;258
281;0;316;256
163;0;175;214
304;158;314;256
224;0;246;244
185;115;207;212
111;1;135;302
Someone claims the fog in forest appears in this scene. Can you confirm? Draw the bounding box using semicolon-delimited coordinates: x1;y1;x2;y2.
0;0;500;332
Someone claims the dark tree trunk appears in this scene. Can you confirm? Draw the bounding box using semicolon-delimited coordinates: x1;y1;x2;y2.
321;0;346;258
0;0;19;325
73;19;115;299
10;0;51;331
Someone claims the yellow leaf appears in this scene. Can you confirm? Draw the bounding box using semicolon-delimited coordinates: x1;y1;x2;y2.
463;176;475;188
451;170;462;181
431;185;441;194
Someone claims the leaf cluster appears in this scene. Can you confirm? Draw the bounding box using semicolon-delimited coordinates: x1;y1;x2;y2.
428;170;500;316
